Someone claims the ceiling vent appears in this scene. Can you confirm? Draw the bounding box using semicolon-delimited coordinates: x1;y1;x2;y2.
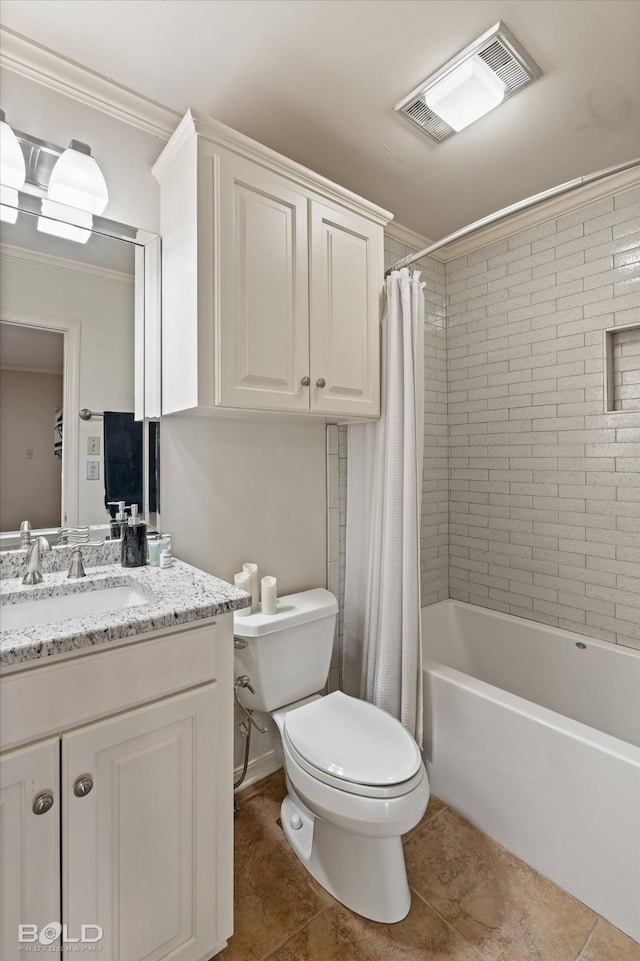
395;22;541;143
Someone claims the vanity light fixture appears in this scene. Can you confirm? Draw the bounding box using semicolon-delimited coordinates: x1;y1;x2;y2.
0;110;26;224
394;21;542;142
38;140;109;244
0;117;109;242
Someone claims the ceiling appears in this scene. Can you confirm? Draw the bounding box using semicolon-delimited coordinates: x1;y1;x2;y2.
1;0;639;241
0;322;64;373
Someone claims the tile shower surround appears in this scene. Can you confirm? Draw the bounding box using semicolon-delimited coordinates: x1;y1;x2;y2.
447;185;640;648
329;184;640;665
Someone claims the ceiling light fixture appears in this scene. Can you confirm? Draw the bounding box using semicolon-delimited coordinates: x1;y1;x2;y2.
0;109;26;224
424;57;506;132
395;21;542;143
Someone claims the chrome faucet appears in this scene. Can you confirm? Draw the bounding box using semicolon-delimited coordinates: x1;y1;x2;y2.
23;536;51;585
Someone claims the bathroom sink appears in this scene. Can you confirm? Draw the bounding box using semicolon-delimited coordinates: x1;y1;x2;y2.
1;584;151;631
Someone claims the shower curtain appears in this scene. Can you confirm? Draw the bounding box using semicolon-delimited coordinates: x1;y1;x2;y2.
343;267;425;745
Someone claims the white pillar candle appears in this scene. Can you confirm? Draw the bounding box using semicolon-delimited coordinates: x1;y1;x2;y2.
234;571;251;616
261;575;277;615
242;562;259;613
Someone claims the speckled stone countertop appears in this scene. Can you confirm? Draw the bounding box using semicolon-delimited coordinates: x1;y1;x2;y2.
0;559;251;668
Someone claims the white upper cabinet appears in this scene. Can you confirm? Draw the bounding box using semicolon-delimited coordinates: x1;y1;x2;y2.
153;110;392;421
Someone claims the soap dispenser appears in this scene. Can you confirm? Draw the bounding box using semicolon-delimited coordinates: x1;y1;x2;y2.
107;501;127;540
121;504;147;568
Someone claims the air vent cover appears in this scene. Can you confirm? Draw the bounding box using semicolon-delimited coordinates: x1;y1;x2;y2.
395;22;541;143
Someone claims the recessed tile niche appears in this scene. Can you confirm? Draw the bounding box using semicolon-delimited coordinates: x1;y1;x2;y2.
604;324;640;413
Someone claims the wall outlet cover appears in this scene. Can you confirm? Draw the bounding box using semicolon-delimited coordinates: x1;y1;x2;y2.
86;460;100;481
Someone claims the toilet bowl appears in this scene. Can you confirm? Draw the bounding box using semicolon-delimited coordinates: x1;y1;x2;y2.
234;589;429;923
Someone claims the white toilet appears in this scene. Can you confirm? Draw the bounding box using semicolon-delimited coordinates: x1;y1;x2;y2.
233;588;429;923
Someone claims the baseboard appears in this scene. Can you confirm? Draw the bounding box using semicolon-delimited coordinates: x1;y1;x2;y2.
234;749;282;793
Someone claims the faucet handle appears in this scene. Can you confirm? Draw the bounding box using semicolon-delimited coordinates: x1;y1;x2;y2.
58;526;90;545
19;520;32;549
67;546;86;580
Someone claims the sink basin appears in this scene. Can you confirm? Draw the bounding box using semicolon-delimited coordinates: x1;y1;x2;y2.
1;584;151;631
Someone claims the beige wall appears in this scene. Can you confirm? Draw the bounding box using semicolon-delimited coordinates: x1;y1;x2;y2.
0;369;63;530
161;414;327;594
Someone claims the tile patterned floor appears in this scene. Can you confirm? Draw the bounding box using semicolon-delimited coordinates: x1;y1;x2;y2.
218;771;640;961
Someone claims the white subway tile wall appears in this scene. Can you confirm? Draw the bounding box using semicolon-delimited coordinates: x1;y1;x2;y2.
329;184;640;676
612;325;640;410
447;185;640;648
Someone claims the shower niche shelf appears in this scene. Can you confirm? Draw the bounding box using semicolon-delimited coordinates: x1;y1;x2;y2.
604;322;640;413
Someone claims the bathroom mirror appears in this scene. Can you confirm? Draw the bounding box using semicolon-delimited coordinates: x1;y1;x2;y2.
0;197;160;546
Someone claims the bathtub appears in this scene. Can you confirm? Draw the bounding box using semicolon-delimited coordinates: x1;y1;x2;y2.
421;600;640;942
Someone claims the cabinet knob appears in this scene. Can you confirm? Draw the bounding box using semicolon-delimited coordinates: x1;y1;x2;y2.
32;792;54;815
316;378;326;389
300;376;310;387
73;775;94;798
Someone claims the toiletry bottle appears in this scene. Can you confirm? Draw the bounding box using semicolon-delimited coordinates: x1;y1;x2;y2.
107;501;127;540
121;504;148;568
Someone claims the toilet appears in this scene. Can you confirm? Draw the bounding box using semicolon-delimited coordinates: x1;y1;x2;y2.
233;588;429;923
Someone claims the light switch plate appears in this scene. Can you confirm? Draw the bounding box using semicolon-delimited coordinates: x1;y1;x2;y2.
86;460;100;481
87;436;101;455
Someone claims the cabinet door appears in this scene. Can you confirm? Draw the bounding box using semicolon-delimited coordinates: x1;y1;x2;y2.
63;685;224;961
310;200;382;418
0;739;60;961
217;153;310;411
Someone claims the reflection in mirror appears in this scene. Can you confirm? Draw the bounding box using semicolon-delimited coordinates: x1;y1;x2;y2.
0;202;160;546
0;324;64;530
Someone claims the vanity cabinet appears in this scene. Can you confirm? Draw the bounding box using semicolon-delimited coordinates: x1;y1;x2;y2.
0;619;233;961
153;109;391;420
0;739;60;961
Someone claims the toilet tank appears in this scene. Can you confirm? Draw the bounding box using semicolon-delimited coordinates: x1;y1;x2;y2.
233;588;338;712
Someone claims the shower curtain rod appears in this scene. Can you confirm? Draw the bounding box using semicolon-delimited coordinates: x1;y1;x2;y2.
386;157;640;274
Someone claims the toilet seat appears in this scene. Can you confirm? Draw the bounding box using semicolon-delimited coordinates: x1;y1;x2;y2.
282;691;424;800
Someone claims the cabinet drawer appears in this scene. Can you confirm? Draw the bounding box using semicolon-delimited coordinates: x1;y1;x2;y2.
0;621;220;750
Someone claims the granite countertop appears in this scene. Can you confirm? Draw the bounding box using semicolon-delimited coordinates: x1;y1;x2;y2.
0;559;251;668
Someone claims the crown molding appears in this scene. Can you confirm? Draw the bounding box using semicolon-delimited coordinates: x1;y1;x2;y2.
0;243;134;287
384;221;432;252
0;26;179;140
153;108;394;226
432;166;640;263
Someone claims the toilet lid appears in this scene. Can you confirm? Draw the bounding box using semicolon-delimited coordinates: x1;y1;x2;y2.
283;691;422;786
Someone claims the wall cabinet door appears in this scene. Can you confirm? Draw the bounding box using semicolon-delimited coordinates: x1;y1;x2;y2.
217;154;310;412
63;685;221;961
0;739;60;961
309;200;381;418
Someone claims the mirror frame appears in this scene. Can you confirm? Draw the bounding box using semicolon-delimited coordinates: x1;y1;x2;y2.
0;198;161;545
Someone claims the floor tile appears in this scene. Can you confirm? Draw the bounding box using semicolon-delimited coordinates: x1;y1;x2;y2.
405;807;596;961
220;774;331;961
235;768;287;805
404;791;447;843
579;918;640;961
267;896;485;961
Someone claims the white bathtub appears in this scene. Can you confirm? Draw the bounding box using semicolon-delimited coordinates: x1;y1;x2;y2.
422;599;640;942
